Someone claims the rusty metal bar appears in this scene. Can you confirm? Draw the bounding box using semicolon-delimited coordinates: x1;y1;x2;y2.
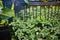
30;2;60;6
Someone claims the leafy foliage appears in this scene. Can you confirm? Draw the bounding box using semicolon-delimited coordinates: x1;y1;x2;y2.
10;13;60;40
9;6;60;40
0;1;60;40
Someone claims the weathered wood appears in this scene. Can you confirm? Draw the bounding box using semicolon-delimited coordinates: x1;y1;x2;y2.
30;2;60;6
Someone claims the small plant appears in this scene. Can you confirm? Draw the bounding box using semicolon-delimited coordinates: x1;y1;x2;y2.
0;19;8;27
9;6;60;40
9;16;60;40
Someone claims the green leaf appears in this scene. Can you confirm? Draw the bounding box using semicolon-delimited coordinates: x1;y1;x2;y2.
24;0;29;4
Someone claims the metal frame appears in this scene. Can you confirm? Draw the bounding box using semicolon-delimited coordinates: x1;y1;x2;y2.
16;1;60;21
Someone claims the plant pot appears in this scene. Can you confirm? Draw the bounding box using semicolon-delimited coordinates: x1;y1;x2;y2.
0;26;11;40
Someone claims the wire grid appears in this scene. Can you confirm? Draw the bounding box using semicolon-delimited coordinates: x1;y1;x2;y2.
15;5;60;21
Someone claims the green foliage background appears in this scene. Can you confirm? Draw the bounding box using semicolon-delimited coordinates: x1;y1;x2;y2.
10;6;60;40
0;0;60;40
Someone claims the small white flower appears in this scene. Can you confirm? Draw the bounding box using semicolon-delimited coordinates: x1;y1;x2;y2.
36;32;39;35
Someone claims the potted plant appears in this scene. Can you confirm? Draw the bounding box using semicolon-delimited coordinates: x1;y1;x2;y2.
0;16;11;40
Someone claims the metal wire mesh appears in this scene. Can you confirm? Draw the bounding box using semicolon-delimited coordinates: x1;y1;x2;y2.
15;2;60;21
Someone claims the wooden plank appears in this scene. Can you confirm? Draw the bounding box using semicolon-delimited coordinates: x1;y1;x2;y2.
29;2;60;6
